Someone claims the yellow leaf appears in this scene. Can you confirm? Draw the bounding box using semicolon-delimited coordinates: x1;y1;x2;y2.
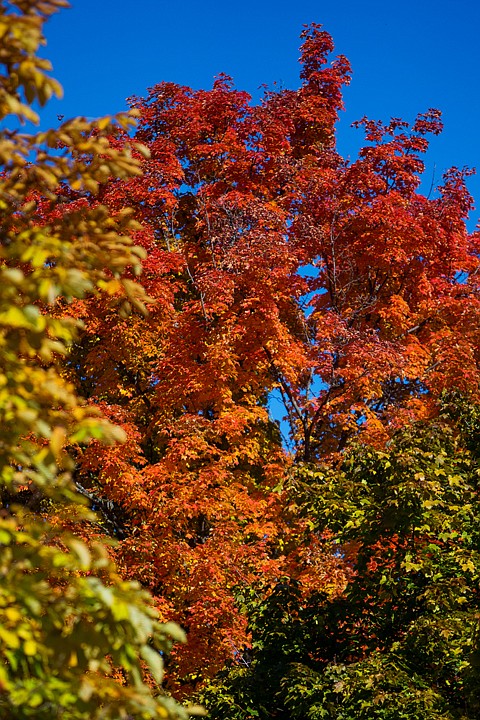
68;539;91;569
49;426;66;459
68;651;78;667
97;116;111;131
5;607;21;623
0;626;20;648
24;640;37;656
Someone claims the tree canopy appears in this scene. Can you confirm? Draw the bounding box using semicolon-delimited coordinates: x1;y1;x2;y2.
1;4;480;718
201;404;480;718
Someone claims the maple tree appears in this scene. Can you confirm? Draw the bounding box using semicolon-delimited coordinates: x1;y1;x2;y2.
0;1;191;717
37;14;480;711
56;25;357;694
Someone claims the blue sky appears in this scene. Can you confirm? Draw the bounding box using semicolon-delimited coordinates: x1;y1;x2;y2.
41;0;480;225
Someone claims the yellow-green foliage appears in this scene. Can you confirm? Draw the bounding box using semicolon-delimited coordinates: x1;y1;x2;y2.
0;2;192;717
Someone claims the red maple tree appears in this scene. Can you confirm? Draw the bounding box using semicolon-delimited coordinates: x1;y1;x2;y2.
45;24;480;694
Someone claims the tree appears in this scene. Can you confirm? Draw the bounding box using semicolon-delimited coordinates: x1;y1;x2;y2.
0;1;192;717
125;24;480;464
52;26;354;694
48;20;480;704
201;407;480;718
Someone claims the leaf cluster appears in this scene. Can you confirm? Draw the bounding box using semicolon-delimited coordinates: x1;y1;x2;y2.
201;412;480;718
0;2;192;718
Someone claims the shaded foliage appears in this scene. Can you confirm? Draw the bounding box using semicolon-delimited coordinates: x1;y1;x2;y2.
201;409;480;718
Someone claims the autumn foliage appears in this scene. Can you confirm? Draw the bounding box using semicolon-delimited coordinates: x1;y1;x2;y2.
36;20;480;707
0;1;190;717
3;4;480;717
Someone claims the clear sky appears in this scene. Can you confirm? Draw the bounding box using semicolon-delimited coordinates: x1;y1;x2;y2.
40;0;480;226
